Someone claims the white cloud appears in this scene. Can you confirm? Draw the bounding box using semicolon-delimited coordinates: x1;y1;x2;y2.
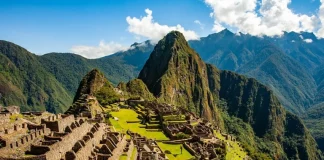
71;40;128;59
194;20;205;30
204;0;321;37
304;39;313;43
126;8;199;42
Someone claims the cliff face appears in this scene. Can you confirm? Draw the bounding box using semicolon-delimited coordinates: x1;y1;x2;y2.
138;31;322;160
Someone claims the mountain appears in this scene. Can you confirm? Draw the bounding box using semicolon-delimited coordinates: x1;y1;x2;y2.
188;30;317;114
0;40;72;113
188;30;324;150
39;40;154;93
139;31;220;122
138;31;322;159
117;79;155;100
0;40;153;113
304;104;324;152
73;69;116;102
65;69;119;116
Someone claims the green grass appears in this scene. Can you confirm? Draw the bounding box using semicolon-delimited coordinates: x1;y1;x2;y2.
119;154;128;160
157;143;194;160
131;147;137;159
109;109;169;140
10;114;23;123
214;131;247;160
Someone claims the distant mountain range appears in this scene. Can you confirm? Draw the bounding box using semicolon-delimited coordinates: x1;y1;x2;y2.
1;29;324;151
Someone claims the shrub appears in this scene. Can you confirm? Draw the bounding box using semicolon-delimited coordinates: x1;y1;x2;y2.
175;132;190;139
164;150;171;154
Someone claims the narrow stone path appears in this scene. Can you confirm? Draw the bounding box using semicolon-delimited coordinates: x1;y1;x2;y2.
108;135;127;160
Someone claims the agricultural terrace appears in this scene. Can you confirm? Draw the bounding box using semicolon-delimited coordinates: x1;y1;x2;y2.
109;108;194;160
214;131;247;160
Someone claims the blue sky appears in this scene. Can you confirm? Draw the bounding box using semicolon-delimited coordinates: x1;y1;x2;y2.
0;0;322;58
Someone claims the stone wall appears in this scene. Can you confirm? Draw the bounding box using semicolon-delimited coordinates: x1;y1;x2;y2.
0;123;28;137
43;121;92;160
41;114;75;132
9;128;50;149
74;123;106;160
0;113;10;125
0;155;46;160
5;106;20;114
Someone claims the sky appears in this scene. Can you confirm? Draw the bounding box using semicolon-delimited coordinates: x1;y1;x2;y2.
0;0;323;59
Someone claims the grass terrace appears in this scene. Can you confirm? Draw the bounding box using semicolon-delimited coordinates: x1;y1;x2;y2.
109;109;168;140
109;108;195;159
214;131;247;159
158;143;194;160
163;114;186;121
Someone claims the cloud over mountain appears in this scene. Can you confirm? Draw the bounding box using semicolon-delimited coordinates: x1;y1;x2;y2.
70;40;127;59
126;9;199;42
205;0;322;37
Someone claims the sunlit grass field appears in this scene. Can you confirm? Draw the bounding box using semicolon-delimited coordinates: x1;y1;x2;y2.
110;109;194;160
214;131;247;160
109;109;168;140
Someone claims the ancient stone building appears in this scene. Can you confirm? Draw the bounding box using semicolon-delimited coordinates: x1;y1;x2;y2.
0;108;126;160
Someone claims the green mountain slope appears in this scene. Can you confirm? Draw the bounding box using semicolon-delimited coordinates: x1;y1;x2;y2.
0;40;153;113
189;30;317;114
139;31;323;160
238;52;316;113
304;104;324;152
39;41;154;94
0;40;72;113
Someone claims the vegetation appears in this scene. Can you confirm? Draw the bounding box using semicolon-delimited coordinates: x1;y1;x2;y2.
175;132;190;139
157;143;194;160
95;81;120;105
163;115;186;121
189;30;322;115
118;79;155;100
213;130;247;160
0;40;71;113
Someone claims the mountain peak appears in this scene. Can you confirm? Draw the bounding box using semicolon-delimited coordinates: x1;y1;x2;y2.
73;68;108;102
139;31;216;121
163;30;188;46
219;28;234;35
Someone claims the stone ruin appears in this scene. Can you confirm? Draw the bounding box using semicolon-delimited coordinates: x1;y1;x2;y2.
0;105;127;160
128;130;167;160
127;100;238;159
